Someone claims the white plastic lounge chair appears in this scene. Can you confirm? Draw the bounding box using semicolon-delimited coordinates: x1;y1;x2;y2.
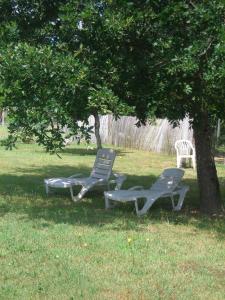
175;139;196;169
44;148;126;201
104;168;189;216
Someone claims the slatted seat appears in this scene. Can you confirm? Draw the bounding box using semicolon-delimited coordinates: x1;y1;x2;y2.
44;148;126;201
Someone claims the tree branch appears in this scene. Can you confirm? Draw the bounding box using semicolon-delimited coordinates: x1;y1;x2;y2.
198;38;214;57
189;1;197;9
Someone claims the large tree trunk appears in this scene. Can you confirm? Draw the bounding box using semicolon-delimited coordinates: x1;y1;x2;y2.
193;112;222;214
93;112;102;149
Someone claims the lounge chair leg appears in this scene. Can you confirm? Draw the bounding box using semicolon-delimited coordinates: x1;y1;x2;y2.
72;186;89;202
45;184;49;195
171;195;175;210
69;186;75;201
134;200;139;215
105;197;116;209
105;196;110;209
70;185;86;202
136;197;156;216
173;186;189;211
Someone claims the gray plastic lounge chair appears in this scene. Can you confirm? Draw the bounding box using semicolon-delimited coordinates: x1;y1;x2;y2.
45;148;126;201
104;168;189;216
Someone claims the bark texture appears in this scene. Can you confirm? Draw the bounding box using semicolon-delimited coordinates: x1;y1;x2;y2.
193;112;222;214
93;112;102;149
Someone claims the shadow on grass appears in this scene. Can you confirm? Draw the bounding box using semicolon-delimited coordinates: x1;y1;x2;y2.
59;146;128;157
0;164;224;238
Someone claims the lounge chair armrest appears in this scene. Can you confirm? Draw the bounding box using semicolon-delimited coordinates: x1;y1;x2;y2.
68;173;83;178
109;179;116;184
113;173;125;178
111;173;127;190
128;186;144;191
174;184;189;192
176;183;183;189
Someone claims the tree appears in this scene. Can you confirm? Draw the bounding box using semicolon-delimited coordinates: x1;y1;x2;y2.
100;1;225;214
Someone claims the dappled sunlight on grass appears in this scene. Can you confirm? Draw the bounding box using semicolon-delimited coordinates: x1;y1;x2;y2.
0;140;224;299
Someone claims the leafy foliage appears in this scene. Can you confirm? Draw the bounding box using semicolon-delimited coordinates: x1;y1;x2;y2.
0;43;90;152
0;0;132;151
96;1;225;125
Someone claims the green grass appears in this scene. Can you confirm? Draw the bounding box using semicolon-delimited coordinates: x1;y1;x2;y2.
0;127;225;299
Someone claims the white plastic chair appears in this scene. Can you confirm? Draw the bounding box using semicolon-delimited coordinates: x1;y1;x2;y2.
44;148;126;201
175;140;196;169
104;168;189;216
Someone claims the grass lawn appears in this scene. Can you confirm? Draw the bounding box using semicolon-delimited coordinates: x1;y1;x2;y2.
0;127;225;299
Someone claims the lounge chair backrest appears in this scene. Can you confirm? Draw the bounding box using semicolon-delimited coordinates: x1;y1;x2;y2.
151;168;184;193
91;148;116;180
175;140;194;155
